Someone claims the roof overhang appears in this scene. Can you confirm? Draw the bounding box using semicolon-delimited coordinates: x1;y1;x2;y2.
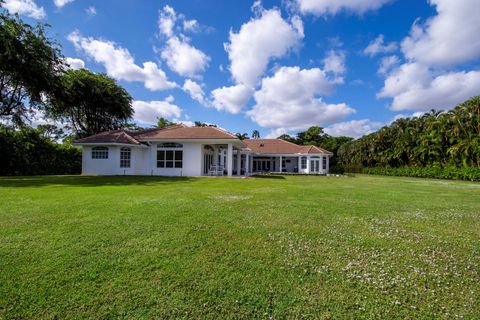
142;138;245;148
73;142;148;148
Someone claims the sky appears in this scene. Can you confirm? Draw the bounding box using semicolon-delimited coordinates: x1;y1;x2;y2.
3;0;480;138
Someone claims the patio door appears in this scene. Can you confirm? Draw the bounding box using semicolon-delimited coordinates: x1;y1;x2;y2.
310;159;320;173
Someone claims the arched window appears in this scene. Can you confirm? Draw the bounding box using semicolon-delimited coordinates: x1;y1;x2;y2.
120;147;131;168
91;147;108;159
158;142;183;148
157;142;183;168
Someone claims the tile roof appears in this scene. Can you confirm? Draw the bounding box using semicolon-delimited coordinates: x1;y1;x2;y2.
243;139;332;155
74;124;239;145
133;124;238;140
73;130;142;145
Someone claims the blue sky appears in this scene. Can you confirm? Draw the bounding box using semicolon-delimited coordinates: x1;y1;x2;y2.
3;0;480;138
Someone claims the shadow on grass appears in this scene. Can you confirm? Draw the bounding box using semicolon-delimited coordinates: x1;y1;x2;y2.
0;175;196;188
250;174;285;179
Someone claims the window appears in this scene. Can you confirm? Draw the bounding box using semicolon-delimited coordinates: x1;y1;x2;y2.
301;157;307;169
157;143;183;168
92;147;108;159
323;157;327;170
120;147;131;168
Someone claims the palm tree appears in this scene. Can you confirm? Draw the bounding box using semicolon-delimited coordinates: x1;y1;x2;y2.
252;130;260;139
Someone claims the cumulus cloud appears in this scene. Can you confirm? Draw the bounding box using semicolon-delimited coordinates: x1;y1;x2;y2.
363;35;398;57
161;36;210;77
378;63;480;111
211;84;253;114
322;49;346;83
68;31;176;91
378;55;400;75
247;66;355;131
295;0;393;16
2;0;45;19
224;7;304;87
182;79;206;105
158;6;210;77
325;119;383;138
133;96;182;125
53;0;74;8
378;0;480;111
65;57;85;70
401;0;480;66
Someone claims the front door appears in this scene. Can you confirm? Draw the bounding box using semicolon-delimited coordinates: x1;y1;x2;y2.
310;159;320;173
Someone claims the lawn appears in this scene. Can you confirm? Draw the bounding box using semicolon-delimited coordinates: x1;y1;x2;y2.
0;175;479;319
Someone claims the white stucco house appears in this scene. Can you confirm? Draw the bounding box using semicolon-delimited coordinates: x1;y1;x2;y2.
73;124;332;176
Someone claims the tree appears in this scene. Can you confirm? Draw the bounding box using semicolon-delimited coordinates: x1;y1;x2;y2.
235;133;249;140
48;69;133;137
0;11;65;126
252;130;260;139
277;134;296;143
157;117;175;128
194;121;217;127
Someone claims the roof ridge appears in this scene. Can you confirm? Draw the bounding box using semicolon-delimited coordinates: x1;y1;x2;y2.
210;126;238;139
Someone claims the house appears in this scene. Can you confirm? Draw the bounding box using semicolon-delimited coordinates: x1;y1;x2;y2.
73;124;332;176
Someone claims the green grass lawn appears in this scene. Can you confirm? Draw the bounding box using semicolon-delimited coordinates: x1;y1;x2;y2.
0;175;479;319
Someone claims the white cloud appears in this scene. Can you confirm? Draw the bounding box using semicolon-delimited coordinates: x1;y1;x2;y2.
247;66;355;130
322;49;346;83
133;96;182;125
53;0;74;8
378;55;400;75
225;7;304;87
325;119;383;138
85;6;96;16
379;63;480;111
158;5;177;38
378;0;480;111
296;0;393;16
161;36;210;77
401;0;480;66
211;84;253;114
158;6;210;77
68;31;176;91
182;79;206;105
65;57;85;70
3;0;45;19
183;19;199;32
363;35;398;57
265;128;290;138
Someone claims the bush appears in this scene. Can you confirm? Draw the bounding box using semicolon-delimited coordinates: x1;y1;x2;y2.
363;166;480;181
0;125;81;176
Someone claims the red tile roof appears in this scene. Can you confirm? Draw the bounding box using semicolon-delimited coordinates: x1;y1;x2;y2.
133;124;238;140
73;130;142;145
74;124;239;145
243;139;332;155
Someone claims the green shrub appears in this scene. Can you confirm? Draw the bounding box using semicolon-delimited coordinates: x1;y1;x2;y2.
0;125;81;176
363;166;480;181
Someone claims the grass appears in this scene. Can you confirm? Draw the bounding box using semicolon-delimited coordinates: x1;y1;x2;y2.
0;174;479;319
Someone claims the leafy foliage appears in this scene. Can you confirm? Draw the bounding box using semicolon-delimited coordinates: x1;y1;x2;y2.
48;69;133;137
338;96;480;169
363;167;480;181
156;117;176;128
0;124;81;175
0;11;65;126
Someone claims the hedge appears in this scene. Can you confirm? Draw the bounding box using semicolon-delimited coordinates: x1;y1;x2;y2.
362;166;480;181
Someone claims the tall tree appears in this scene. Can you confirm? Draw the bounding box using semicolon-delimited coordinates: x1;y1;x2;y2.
0;11;65;126
252;130;260;139
235;132;249;140
48;69;133;137
157;117;175;128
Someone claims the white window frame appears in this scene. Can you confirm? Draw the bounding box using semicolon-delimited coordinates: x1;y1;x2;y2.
157;143;183;168
92;146;108;159
120;147;131;168
301;156;307;169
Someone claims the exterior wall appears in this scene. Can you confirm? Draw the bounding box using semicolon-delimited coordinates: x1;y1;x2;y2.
149;142;202;176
